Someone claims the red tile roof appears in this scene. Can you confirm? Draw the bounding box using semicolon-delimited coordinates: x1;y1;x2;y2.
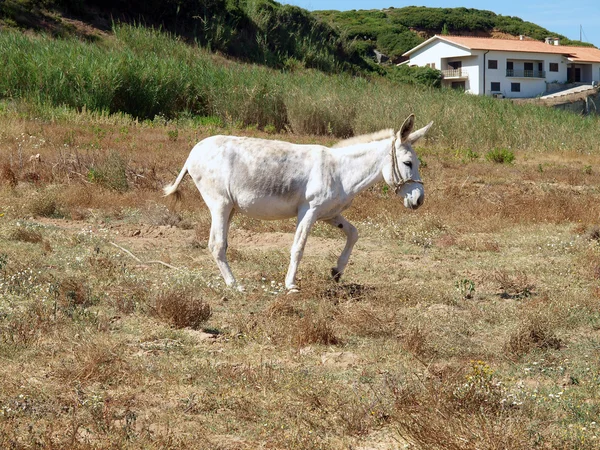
412;35;600;63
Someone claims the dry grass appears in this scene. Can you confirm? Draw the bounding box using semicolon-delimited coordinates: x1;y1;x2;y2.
1;162;18;188
504;315;563;359
6;226;44;244
151;288;212;330
2;115;600;448
292;307;340;347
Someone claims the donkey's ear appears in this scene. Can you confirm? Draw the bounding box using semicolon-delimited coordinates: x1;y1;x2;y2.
407;121;434;145
398;114;415;143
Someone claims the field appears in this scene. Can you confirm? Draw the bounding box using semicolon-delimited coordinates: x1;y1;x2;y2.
2;109;600;449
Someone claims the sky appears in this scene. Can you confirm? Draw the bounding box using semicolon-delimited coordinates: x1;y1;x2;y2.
279;0;600;49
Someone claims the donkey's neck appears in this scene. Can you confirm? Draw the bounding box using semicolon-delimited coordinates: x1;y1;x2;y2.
332;139;390;197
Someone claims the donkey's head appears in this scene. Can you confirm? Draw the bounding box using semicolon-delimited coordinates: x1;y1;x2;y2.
383;114;433;210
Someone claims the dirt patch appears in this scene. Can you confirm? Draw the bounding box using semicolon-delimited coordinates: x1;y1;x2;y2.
33;217;343;260
231;229;341;257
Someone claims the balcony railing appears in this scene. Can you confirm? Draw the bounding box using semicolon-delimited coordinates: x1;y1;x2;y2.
442;69;468;79
506;69;546;79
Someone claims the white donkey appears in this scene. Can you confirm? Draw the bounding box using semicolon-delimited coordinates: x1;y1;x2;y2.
164;114;433;292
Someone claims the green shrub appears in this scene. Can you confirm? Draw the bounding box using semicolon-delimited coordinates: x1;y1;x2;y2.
485;148;515;164
88;151;129;192
387;65;442;88
456;148;479;163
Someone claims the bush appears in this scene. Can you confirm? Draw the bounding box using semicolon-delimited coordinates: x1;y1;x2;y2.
485;148;515;164
387;65;442;88
27;191;58;217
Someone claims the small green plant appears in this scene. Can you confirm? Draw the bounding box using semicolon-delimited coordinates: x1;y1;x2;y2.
264;124;277;134
455;278;475;299
86;167;101;183
167;129;179;141
485;148;515;164
455;148;479;163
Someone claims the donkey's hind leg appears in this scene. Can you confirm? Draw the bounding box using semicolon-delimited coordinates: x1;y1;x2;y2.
208;205;242;291
326;215;358;283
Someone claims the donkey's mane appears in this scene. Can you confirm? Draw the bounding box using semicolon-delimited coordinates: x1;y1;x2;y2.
332;129;394;148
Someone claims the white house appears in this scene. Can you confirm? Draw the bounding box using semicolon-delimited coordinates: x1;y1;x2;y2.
402;35;600;98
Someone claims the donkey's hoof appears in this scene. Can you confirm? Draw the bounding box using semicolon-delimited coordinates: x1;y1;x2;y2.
331;267;342;283
287;286;300;295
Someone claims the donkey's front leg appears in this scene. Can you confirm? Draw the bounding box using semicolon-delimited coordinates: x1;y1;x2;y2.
326;215;358;283
285;206;318;293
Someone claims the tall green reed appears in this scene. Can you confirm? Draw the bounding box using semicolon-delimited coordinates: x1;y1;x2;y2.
1;24;599;153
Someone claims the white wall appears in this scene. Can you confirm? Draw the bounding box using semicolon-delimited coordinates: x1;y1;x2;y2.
409;40;472;70
407;39;599;98
482;51;567;98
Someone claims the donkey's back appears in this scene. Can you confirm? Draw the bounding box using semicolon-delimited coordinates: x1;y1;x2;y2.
172;135;335;220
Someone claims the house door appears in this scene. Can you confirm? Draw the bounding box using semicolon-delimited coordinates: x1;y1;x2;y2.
448;61;462;70
568;67;582;82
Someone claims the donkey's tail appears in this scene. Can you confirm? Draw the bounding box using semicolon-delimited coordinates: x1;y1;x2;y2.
163;162;188;200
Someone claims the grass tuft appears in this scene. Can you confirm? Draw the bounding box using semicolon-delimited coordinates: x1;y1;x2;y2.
1;162;18;187
504;316;563;359
56;277;92;309
293;308;340;347
151;288;212;329
7;226;43;243
27;191;58;217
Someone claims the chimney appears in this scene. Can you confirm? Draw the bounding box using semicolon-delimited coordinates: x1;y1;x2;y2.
545;37;553;45
554;38;560;46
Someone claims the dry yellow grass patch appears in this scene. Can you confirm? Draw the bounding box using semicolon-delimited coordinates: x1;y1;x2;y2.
3;116;600;448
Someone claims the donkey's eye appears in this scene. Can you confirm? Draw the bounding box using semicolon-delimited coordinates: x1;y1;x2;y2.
403;161;413;169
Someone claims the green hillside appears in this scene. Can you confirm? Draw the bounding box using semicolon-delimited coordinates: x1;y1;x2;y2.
314;6;595;62
0;0;368;73
1;1;594;71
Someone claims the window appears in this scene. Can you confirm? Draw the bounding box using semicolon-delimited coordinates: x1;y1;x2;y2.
549;63;559;72
448;61;462;69
506;61;514;76
491;82;501;91
488;60;498;69
451;81;465;90
511;83;521;92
